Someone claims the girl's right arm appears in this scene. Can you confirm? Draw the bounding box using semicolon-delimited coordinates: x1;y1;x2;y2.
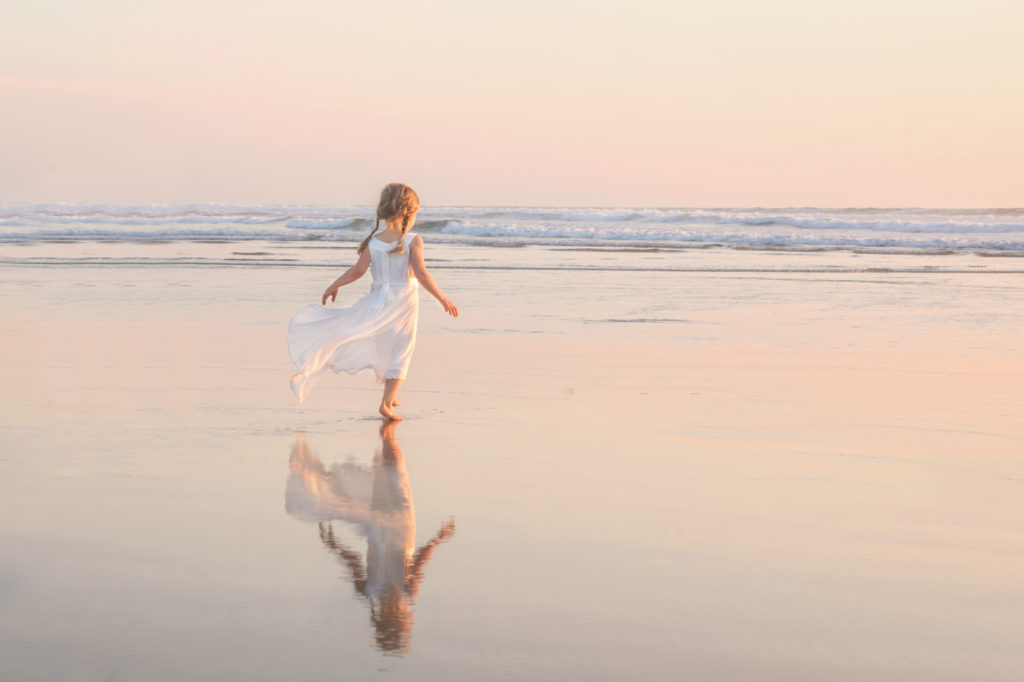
409;235;458;317
322;248;371;305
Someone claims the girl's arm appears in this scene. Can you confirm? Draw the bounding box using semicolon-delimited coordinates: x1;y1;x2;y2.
405;517;456;595
318;522;368;595
322;248;371;305
409;235;458;317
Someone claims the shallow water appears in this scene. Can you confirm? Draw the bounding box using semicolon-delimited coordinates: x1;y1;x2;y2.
2;241;1024;681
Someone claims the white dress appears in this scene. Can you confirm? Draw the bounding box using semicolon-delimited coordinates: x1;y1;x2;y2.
288;232;419;403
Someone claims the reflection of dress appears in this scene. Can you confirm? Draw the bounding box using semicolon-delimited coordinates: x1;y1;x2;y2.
288;232;419;403
286;436;416;602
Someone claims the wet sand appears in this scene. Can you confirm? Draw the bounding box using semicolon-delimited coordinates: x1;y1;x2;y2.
2;242;1024;681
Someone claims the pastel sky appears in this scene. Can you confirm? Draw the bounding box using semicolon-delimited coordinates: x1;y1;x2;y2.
2;0;1021;206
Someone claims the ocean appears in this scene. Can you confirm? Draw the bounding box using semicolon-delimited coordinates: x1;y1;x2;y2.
3;204;1024;254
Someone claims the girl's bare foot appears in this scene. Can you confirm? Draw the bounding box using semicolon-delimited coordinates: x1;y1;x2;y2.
390;399;401;407
379;402;402;421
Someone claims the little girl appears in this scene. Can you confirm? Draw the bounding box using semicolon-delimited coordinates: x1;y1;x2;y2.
288;183;458;420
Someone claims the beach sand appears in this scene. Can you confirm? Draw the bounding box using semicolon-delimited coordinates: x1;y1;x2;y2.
2;241;1024;681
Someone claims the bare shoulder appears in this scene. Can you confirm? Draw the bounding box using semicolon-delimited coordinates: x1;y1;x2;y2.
410;233;425;249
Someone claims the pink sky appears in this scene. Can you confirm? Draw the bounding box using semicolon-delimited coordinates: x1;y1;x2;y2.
2;0;1021;206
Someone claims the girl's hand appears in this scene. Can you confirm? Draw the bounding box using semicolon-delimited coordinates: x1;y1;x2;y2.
440;297;458;317
322;286;339;305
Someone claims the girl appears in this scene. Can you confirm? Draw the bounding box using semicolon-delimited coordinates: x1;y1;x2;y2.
288;183;458;420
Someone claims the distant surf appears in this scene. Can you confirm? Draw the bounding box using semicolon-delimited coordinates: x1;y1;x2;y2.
2;204;1023;253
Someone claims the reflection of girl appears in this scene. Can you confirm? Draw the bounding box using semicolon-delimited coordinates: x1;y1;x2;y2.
285;422;455;655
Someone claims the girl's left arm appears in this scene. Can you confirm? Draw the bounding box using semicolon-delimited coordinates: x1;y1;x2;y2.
405;517;456;594
409;235;458;317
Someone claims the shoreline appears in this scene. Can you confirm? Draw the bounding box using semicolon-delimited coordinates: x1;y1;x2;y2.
2;242;1023;681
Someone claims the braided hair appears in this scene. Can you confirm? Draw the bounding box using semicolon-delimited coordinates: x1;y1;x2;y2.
358;183;420;255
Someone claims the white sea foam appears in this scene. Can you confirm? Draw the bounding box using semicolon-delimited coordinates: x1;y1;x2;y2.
435;221;1024;251
284;217;370;229
2;204;1023;251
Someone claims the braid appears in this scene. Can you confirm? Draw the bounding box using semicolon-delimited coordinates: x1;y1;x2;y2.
357;215;382;255
389;214;411;254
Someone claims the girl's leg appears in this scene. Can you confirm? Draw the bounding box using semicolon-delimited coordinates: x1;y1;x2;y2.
380;378;404;420
385;378;402;407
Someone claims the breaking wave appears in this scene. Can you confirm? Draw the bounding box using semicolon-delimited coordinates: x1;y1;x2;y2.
2;204;1022;252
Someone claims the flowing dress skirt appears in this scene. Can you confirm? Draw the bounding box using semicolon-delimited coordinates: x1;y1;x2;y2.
288;278;419;404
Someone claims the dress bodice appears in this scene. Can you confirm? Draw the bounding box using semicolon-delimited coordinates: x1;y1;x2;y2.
368;232;416;284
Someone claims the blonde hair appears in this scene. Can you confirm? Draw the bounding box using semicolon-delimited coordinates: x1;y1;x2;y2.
358;182;420;255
